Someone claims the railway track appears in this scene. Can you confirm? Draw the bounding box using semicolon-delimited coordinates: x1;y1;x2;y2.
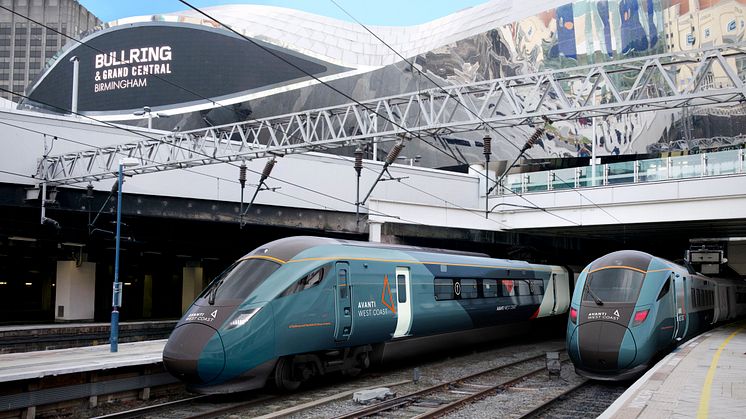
516;380;629;419
91;393;277;419
331;350;565;419
91;340;571;419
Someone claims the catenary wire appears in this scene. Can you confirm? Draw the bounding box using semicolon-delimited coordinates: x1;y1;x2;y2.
176;0;584;227
329;0;608;226
7;3;587;229
0;105;414;224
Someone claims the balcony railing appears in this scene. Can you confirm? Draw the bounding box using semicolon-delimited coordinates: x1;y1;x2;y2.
498;149;745;195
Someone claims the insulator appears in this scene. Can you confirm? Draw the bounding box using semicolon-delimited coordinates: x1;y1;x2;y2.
239;163;247;188
260;159;276;182
524;127;546;151
483;134;492;158
385;143;405;165
354;147;363;175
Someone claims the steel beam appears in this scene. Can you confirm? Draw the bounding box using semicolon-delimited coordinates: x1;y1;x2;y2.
40;43;746;185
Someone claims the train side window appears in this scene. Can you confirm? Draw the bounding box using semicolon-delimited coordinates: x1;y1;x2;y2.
280;267;325;297
434;278;454;301
460;279;478;299
532;280;544;295
516;280;530;296
483;279;498;298
656;278;671;301
397;274;406;303
501;280;516;297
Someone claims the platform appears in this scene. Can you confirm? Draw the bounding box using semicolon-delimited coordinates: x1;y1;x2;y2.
0;339;166;382
600;321;746;418
0;320;176;353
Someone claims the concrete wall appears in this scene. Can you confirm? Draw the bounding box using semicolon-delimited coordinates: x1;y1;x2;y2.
55;261;96;321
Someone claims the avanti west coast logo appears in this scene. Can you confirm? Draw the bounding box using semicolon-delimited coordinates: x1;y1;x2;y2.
586;309;621;321
357;275;397;317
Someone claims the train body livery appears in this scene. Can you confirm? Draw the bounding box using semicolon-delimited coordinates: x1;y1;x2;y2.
164;236;571;393
567;250;746;381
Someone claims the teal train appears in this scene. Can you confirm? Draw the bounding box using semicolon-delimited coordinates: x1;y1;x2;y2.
163;236;571;393
567;250;746;381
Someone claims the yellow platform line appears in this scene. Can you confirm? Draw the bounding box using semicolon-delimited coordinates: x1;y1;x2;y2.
696;324;745;419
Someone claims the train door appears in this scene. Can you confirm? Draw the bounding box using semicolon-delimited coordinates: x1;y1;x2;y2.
334;262;352;341
393;267;412;338
672;274;688;341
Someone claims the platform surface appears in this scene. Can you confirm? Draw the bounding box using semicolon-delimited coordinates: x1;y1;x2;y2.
600;321;746;419
0;339;166;382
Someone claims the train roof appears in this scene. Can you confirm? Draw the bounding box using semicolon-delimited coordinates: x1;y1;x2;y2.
244;236;489;263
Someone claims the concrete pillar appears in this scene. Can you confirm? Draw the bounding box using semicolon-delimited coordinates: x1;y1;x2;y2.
727;242;746;275
369;221;383;243
182;265;204;314
55;261;96;321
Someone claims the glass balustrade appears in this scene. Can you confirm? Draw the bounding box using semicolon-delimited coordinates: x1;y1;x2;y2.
497;149;743;195
551;167;576;190
607;161;635;185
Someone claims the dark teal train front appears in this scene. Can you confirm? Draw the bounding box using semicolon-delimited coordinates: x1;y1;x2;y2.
164;236;572;393
567;250;746;381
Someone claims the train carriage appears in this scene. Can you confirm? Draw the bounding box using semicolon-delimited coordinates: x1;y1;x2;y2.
164;236;571;393
567;250;746;381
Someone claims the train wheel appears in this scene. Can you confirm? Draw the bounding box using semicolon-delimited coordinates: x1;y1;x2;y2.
273;357;301;391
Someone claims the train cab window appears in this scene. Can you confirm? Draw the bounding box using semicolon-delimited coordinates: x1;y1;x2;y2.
584;268;644;304
483;279;498;298
460;279;478;299
280;267;325;298
397;274;406;303
656;278;671;301
202;258;281;304
435;278;454;301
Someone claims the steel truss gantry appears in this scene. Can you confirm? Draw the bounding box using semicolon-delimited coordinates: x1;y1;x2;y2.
40;43;746;185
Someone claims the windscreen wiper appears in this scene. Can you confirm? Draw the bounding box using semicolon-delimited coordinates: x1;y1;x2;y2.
208;279;224;305
586;287;604;306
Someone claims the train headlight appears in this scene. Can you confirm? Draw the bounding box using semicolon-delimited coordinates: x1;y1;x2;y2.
632;309;649;327
570;307;578;324
224;308;261;330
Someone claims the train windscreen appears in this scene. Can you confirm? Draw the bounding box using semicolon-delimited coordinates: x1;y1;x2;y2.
200;258;281;305
583;269;644;304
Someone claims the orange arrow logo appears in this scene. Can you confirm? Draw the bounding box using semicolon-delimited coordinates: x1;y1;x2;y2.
381;275;396;314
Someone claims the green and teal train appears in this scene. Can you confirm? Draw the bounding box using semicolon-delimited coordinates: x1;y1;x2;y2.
163;236;571;393
567;250;746;381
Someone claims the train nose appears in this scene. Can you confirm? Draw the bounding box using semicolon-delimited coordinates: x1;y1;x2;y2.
577;321;637;371
163;323;225;384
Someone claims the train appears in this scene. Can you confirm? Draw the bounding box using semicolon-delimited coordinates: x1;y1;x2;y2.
163;236;571;393
566;250;746;381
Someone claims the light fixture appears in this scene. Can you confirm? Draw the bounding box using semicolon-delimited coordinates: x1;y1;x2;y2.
8;236;37;242
0;282;7;285
24;282;32;286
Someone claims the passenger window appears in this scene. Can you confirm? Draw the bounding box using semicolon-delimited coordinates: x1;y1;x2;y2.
483;279;498;298
280;267;325;297
434;278;453;300
532;280;544;295
516;280;530;296
460;279;478;299
397;274;406;303
656;278;671;301
502;280;516;297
